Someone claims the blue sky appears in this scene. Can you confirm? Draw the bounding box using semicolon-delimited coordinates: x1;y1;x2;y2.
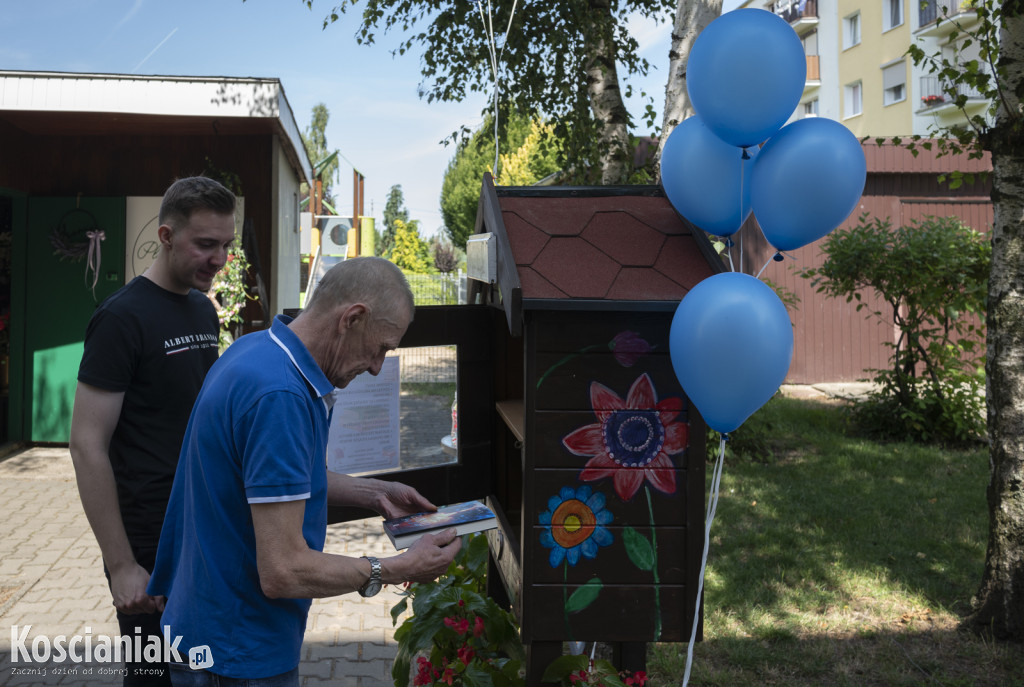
1;0;741;239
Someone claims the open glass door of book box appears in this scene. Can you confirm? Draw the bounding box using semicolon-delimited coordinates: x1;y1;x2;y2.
326;304;524;581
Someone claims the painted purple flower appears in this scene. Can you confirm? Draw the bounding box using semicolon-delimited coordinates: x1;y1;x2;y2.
608;331;651;368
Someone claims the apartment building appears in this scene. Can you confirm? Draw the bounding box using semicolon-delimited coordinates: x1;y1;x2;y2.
736;0;990;137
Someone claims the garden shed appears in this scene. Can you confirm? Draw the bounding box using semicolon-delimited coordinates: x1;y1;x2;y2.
467;174;723;680
0;70;312;445
360;173;721;681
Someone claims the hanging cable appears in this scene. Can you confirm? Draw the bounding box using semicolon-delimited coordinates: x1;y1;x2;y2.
477;0;519;180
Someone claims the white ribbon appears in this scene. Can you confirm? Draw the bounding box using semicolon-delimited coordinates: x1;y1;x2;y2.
85;230;105;298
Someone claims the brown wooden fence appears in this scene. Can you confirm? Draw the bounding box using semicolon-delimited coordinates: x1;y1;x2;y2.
737;141;992;384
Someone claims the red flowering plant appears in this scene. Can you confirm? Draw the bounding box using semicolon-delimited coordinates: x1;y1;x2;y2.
541;654;647;687
391;534;525;686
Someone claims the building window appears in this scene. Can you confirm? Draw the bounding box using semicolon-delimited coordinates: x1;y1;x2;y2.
845;82;863;118
803;99;819;118
844;12;861;49
883;0;904;32
882;61;907;105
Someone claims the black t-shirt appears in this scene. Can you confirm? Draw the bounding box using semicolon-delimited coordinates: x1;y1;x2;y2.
78;276;220;550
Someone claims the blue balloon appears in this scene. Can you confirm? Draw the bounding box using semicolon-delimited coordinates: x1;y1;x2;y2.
687;9;806;148
669;273;793;434
660;117;758;237
750;117;867;252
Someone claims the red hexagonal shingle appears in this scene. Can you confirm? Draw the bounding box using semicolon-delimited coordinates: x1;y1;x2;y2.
517;266;568;299
605;267;689;301
653;235;719;290
581;211;665;267
530;237;620;298
502;211;550;265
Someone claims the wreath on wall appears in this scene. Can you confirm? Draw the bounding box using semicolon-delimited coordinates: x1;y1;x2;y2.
49;206;106;297
49;207;100;262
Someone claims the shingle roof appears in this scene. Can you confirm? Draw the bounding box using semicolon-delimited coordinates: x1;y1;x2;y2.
474;174;723;334
498;194;720;301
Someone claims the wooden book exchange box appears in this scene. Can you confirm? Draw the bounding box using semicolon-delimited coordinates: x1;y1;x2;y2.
329;174;723;682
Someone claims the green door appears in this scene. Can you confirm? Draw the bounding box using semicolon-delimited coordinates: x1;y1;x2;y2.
25;197;124;442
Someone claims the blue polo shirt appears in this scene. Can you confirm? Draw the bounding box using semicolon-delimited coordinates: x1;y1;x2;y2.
149;315;335;678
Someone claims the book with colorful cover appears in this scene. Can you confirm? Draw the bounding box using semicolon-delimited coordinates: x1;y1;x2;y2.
382;500;497;550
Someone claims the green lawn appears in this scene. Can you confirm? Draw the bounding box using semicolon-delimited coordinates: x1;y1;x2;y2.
648;396;1023;687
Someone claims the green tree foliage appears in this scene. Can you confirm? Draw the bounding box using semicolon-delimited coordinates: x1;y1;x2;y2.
381;185;410;258
306;0;673;183
301;103;340;207
390;218;433;274
440;113;555;249
493;118;561;186
801;215;990;445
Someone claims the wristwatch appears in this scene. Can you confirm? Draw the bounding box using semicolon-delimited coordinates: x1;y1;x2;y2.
358;556;382;598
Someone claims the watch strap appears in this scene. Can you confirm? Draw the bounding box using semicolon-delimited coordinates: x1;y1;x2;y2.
358;555;382;596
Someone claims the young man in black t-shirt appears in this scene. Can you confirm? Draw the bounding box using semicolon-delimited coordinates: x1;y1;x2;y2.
69;177;236;686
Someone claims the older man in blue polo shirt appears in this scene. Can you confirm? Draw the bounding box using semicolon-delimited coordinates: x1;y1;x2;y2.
148;257;461;686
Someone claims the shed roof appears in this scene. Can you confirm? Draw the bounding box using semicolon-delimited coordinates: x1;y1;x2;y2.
0;70;313;182
473;174;723;335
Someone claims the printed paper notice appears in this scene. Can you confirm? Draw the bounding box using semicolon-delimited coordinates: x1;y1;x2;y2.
326;357;400;475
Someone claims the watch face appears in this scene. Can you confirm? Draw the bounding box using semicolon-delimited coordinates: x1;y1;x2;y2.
361;580;383;597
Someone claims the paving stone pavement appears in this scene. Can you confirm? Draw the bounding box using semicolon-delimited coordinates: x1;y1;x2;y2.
0;446;412;687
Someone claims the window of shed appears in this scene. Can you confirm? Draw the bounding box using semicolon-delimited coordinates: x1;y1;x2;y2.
326;344;459;476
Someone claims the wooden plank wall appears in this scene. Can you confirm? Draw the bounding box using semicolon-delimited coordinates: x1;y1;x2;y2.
737;163;992;384
521;309;703;643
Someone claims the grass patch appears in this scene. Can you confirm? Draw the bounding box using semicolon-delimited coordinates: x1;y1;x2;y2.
647;396;1024;686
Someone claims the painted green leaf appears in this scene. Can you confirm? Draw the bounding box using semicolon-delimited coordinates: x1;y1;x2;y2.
565;577;602;613
624;526;655;571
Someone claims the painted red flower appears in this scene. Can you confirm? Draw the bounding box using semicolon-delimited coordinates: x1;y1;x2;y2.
562;373;687;501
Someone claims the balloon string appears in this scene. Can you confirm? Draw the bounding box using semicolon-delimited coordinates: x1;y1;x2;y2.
738;151;745;275
740;221;744;275
682;434;726;687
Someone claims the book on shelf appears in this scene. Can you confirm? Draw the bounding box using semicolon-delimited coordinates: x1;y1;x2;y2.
383;500;497;550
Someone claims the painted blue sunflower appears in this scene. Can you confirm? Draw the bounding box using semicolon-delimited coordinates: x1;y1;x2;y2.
539;485;614;567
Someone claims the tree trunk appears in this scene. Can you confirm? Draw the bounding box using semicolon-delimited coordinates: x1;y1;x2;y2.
585;0;632;184
966;3;1024;641
654;0;723;178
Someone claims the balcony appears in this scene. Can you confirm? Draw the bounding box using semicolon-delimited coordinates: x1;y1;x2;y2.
916;0;980;38
918;74;990;114
773;0;818;30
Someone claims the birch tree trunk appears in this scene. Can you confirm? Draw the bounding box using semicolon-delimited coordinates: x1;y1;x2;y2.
586;0;633;184
654;0;723;178
967;2;1024;641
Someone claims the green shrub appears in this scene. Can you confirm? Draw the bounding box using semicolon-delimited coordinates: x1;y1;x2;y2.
801;214;989;445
